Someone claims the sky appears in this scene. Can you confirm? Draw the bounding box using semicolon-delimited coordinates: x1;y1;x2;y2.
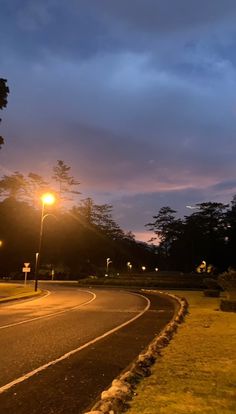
1;0;236;243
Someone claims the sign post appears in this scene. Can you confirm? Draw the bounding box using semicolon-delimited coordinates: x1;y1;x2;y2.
22;263;31;285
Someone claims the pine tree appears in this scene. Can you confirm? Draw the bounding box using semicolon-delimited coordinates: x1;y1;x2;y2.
52;160;80;201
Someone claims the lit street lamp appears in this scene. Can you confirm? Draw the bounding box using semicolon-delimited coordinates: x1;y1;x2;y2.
127;261;132;271
34;193;55;291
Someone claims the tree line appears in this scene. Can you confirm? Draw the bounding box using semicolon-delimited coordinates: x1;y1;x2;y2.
0;161;156;278
146;200;236;272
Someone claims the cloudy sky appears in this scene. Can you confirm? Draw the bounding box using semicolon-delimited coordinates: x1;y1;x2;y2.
1;0;236;242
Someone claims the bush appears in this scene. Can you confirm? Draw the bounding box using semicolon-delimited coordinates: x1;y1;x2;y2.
220;299;236;312
203;278;221;297
203;289;220;297
218;270;236;299
203;278;220;290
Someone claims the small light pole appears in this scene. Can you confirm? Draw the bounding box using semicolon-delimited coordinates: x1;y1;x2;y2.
34;193;55;292
127;261;132;272
106;257;112;274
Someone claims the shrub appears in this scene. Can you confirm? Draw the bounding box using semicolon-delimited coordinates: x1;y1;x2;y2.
203;278;220;290
203;289;220;297
218;270;236;300
220;299;236;312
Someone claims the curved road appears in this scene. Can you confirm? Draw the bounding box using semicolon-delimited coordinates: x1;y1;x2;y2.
0;283;177;414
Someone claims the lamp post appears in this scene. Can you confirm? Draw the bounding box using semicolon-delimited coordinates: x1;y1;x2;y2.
34;193;55;291
127;261;132;272
106;257;112;274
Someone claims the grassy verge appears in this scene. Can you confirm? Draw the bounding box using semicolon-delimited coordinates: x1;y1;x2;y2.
126;291;236;414
78;273;205;289
0;282;42;303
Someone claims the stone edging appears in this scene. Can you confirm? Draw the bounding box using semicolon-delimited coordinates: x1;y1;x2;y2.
0;289;43;304
84;290;189;414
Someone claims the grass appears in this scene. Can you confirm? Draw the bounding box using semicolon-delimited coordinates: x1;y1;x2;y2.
125;290;236;414
78;272;205;289
0;282;41;303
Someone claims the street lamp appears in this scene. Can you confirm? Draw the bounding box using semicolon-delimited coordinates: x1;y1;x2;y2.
34;193;55;291
127;261;132;271
106;257;112;274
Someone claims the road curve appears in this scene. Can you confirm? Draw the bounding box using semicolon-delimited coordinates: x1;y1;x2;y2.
0;283;177;414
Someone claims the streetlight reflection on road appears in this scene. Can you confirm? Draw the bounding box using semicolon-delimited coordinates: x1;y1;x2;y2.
34;193;56;291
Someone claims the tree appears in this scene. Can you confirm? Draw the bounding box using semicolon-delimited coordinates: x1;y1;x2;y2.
185;202;228;269
27;172;49;206
75;197;94;224
73;198;124;240
146;206;184;257
52;160;80;201
225;195;236;267
0;172;29;200
92;203;124;240
146;206;184;270
0;78;9;148
0;198;38;273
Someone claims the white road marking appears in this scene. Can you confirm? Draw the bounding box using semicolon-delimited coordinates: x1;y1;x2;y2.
0;291;150;394
0;290;96;330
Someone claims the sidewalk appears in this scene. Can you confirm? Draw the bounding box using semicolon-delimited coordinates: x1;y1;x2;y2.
126;291;236;414
0;282;42;303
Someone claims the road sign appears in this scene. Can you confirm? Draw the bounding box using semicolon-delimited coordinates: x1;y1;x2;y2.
22;267;31;272
23;266;31;285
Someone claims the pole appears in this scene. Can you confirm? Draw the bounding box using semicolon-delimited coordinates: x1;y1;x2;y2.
34;202;45;292
24;272;27;285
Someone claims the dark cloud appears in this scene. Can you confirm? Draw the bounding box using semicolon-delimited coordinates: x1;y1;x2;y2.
211;180;236;192
1;0;236;63
93;0;236;34
1;1;236;241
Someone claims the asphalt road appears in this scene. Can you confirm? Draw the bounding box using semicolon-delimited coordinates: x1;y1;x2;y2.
0;283;178;414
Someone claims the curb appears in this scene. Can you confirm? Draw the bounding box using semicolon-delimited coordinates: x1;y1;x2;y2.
0;289;44;304
84;291;188;414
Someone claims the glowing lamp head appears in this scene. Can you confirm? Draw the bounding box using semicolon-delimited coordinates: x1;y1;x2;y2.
41;193;55;206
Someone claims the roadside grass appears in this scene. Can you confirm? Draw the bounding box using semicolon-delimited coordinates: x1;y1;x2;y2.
125;290;236;414
0;282;41;302
78;273;205;289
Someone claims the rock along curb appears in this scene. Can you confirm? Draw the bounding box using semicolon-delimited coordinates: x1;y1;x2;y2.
84;290;189;414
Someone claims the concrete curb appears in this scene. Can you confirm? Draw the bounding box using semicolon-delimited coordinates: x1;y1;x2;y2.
84;291;188;414
0;289;44;304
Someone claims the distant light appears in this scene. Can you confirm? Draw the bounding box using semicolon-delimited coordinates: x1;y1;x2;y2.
141;266;146;271
0;240;3;247
155;267;159;272
41;193;55;205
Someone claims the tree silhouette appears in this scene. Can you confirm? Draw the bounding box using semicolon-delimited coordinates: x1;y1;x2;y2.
0;78;9;147
52;160;80;201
